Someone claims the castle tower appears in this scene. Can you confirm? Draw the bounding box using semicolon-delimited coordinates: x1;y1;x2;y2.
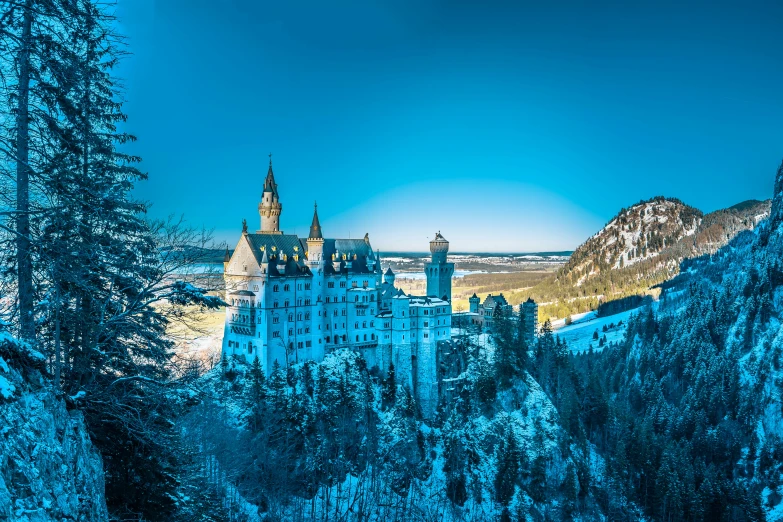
257;155;283;234
383;266;395;286
307;203;325;360
426;231;454;301
469;293;480;313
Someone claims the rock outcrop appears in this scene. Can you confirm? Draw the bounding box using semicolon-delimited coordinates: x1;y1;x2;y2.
0;336;108;521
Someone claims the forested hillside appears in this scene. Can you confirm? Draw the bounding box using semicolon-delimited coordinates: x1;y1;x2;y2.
564;162;783;520
529;197;770;319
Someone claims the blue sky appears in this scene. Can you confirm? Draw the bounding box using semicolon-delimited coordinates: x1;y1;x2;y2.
116;0;783;252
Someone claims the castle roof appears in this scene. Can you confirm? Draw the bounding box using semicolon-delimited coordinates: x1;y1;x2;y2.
308;203;323;239
482;293;509;308
385;267;394;276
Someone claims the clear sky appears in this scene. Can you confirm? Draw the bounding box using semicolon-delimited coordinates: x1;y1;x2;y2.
116;0;783;252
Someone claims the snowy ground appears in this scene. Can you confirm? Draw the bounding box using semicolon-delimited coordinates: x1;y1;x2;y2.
554;308;639;353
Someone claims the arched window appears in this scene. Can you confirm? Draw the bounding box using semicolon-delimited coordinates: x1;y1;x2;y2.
355;335;359;342
305;312;310;320
288;313;293;322
370;295;375;302
355;322;359;328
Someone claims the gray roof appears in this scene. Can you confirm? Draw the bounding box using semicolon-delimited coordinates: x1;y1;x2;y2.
483;293;509;308
323;238;373;258
245;234;307;266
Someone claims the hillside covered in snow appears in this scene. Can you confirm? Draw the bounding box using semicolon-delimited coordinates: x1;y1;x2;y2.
529;196;770;319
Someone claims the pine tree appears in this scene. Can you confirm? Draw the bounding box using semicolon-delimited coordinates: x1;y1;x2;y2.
382;361;396;409
246;356;267;432
494;427;520;506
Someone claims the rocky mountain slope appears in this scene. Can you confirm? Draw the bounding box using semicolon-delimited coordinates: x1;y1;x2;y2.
0;333;107;521
565;196;769;285
530;196;771;319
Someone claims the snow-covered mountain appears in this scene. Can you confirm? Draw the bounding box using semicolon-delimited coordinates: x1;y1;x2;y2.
563;196;769;287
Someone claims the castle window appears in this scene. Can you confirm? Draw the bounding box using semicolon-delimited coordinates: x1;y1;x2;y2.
340;281;346;288
298;342;303;349
371;333;375;340
273;285;279;292
297;313;302;321
305;283;311;290
363;334;367;341
284;300;289;307
326;323;330;330
284;284;290;291
424;333;429;338
273;331;280;338
355;296;358;302
273;316;279;324
305;298;311;305
326;336;331;343
273;301;279;308
356;335;359;342
333;310;338;317
342;296;346;302
305;327;310;333
298;299;302;306
298;328;303;334
341;309;346;316
297;284;302;291
352;281;358;288
355;322;359;329
328;282;335;289
288;313;293;321
288;329;293;336
424;310;428;315
248;344;253;353
424;321;428;327
363;280;368;288
362;321;366;328
370;295;375;302
306;341;312;347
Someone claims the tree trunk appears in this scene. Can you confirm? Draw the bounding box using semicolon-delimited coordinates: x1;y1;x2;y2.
16;0;34;342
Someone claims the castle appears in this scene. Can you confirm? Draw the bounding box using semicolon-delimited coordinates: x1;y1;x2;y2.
221;159;453;416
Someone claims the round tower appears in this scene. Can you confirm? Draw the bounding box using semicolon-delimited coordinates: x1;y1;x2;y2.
258;155;283;234
469;293;480;313
383;266;395;286
426;231;454;301
429;231;449;263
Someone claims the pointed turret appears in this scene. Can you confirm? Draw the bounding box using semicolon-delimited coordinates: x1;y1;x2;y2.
309;202;323;239
258;154;283;234
223;247;231;271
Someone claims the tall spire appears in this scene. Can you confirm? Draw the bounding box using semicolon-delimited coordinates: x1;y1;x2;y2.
309;201;323;239
263;153;278;196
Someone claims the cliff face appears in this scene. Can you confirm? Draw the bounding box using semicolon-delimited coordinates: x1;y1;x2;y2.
0;337;108;522
771;159;783;231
